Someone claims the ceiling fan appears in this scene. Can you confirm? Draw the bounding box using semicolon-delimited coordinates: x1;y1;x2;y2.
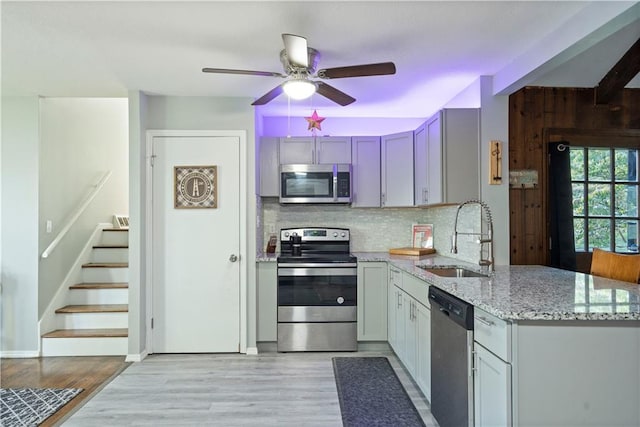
202;33;396;106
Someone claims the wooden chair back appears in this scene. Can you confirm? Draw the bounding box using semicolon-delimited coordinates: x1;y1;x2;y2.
590;248;640;284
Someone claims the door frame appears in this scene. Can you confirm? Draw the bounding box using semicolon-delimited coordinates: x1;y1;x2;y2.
145;130;248;354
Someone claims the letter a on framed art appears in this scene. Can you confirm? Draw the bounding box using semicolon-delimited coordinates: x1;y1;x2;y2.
174;165;217;209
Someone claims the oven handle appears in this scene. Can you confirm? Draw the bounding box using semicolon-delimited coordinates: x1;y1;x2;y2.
278;267;357;276
277;262;357;268
333;164;338;202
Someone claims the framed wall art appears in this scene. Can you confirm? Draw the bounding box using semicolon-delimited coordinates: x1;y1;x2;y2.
174;165;217;209
412;224;433;248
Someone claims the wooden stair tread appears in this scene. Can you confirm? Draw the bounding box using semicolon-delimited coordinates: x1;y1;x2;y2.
70;282;128;289
82;262;128;268
93;244;129;249
42;328;128;338
55;304;128;313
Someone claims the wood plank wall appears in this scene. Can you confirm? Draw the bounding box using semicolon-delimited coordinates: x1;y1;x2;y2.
509;87;640;265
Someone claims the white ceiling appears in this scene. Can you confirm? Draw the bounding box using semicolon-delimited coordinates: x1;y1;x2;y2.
2;1;639;119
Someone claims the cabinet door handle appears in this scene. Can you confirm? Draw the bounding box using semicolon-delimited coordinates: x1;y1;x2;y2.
381;193;386;207
476;316;495;327
423;188;428;203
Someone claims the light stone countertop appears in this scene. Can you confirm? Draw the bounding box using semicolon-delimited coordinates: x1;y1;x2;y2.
353;251;640;322
256;251;640;321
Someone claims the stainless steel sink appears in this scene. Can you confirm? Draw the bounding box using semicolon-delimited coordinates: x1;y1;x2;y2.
418;266;489;278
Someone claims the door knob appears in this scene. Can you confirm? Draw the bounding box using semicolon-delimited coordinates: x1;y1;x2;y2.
229;254;238;262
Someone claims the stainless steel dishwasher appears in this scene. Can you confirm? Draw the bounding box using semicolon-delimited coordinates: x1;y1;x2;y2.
429;286;474;427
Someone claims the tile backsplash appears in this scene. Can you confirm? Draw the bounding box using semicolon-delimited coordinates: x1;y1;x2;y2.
259;198;484;265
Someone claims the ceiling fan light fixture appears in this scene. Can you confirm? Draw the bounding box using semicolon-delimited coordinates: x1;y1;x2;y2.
283;79;316;100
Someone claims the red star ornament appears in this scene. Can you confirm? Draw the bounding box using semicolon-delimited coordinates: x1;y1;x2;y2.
305;110;325;132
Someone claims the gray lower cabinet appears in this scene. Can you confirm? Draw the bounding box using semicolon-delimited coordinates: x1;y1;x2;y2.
256;262;277;342
387;266;431;400
473;307;512;427
474;343;511;427
357;262;388;341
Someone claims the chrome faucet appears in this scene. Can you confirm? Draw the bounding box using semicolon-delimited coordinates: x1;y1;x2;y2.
451;199;494;272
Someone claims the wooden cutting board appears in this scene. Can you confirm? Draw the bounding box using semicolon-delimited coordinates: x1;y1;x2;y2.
389;247;436;256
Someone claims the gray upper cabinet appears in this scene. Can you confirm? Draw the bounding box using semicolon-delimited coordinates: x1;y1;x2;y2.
258;137;279;197
278;137;314;164
381;130;414;207
315;136;352;164
351;136;381;207
279;136;351;164
414;108;480;206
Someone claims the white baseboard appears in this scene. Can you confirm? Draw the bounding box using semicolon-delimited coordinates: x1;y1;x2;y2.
126;349;148;362
1;350;40;358
245;346;258;355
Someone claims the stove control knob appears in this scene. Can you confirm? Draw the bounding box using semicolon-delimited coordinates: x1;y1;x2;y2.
284;232;290;238
337;296;345;304
333;232;338;237
341;232;346;237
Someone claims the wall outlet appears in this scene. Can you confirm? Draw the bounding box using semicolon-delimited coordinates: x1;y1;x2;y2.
46;220;52;233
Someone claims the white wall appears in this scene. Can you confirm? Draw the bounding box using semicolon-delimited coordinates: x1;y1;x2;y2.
478;76;510;265
127;90;149;359
39;98;129;315
262;116;425;137
128;95;257;357
1;96;40;356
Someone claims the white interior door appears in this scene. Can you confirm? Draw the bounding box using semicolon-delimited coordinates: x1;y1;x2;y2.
152;135;240;353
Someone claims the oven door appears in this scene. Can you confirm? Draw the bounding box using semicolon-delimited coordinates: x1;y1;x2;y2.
277;264;357;322
277;265;357;307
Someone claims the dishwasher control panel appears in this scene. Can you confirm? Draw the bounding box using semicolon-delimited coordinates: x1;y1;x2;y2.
428;286;474;330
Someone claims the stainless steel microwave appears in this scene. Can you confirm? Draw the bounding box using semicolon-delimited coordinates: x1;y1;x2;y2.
279;164;352;204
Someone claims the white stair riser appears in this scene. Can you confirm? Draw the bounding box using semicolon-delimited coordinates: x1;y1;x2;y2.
58;312;128;329
101;231;129;246
69;289;128;305
42;337;128;357
92;248;128;263
82;267;129;283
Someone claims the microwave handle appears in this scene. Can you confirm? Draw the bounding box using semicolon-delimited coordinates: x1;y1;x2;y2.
333;164;338;201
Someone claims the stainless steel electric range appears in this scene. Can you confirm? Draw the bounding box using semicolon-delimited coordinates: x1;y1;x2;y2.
276;227;357;352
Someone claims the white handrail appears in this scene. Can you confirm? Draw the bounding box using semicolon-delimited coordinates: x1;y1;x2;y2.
41;170;113;259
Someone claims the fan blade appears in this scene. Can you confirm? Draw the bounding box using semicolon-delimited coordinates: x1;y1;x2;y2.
202;68;284;78
251;85;284;106
282;33;308;68
317;62;396;79
316;82;355;106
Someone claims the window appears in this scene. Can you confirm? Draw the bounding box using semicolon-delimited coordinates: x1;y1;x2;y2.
570;147;639;253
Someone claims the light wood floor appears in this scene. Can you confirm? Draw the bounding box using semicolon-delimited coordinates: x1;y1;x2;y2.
0;356;130;426
65;350;438;426
2;351;437;426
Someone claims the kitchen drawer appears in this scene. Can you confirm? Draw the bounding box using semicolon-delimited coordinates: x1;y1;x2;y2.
474;308;511;362
389;266;403;290
402;272;430;307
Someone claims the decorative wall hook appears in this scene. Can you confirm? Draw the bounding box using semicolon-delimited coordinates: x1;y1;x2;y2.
490;140;503;185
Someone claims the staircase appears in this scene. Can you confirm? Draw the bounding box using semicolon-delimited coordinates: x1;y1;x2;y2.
41;228;129;356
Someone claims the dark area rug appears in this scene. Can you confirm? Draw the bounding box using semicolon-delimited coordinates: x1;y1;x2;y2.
332;357;426;427
1;388;82;427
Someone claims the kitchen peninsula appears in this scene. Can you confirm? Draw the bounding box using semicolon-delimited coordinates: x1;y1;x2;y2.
358;252;640;427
